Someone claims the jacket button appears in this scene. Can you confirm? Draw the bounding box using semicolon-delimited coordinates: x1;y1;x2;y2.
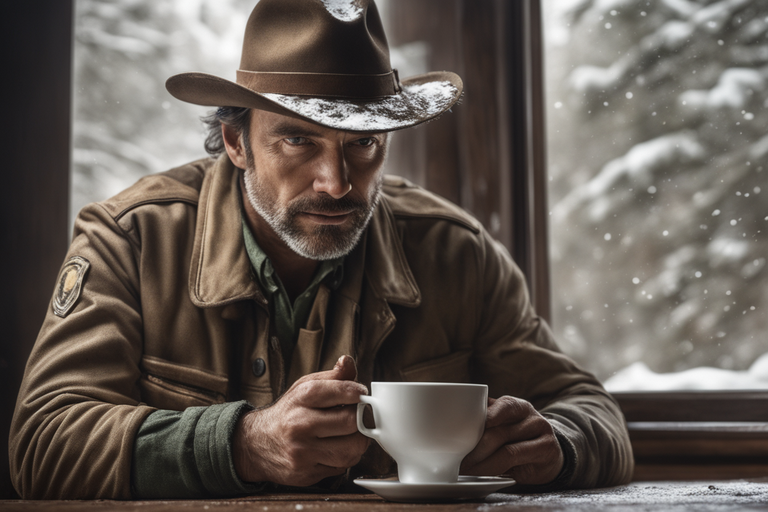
252;358;266;377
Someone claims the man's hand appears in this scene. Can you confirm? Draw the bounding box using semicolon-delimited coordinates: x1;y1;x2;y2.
232;355;369;487
460;396;564;485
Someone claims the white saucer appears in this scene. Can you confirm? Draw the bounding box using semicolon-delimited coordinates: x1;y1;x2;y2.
353;475;516;502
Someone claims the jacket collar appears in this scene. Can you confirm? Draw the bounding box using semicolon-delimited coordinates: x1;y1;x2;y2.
189;156;262;308
189;156;421;309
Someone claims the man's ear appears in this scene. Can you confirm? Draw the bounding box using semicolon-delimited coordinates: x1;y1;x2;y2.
222;123;248;169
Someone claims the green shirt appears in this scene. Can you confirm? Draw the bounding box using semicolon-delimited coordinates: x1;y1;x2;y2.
241;216;343;361
131;216;345;498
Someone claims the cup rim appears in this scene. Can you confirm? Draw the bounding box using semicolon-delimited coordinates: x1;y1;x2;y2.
370;381;487;388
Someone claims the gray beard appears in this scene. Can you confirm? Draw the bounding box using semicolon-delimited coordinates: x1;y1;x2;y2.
243;167;381;260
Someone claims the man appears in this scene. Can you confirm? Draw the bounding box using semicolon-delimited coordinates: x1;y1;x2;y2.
10;0;633;499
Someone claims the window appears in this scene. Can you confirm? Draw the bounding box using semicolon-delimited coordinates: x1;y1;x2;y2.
544;0;768;392
543;0;768;479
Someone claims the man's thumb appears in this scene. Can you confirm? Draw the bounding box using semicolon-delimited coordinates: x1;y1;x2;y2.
332;354;358;381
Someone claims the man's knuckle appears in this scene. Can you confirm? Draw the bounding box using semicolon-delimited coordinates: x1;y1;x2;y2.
340;381;367;399
527;416;548;434
496;396;533;421
503;442;519;460
518;398;535;413
297;380;319;399
290;375;316;395
497;395;516;409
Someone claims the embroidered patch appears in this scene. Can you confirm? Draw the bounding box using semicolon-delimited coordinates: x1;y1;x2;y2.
53;256;90;317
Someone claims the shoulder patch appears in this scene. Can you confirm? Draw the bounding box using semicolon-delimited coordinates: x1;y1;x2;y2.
53;256;90;317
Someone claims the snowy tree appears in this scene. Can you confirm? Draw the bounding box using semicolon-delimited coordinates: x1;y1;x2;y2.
545;0;768;382
72;0;253;222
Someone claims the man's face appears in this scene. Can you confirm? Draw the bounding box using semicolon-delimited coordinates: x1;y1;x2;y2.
241;109;389;260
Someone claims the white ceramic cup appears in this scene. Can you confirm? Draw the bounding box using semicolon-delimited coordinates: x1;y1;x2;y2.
356;382;488;484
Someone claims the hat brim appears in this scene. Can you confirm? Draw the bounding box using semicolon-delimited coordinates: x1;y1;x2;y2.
166;71;463;132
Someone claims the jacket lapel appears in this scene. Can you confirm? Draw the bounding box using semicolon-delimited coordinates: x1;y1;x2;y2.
188;156;263;308
356;196;421;385
364;197;421;308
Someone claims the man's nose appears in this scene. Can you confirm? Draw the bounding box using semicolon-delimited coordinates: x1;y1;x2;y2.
313;146;351;199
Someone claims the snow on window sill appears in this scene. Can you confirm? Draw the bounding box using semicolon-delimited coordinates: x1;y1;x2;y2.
604;354;768;392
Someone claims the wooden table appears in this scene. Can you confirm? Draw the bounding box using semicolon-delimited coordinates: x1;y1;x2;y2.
2;480;768;511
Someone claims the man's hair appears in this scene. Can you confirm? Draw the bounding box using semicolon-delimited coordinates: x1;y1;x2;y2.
202;107;252;157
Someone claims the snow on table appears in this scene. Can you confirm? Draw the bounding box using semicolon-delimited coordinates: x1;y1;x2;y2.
483;480;768;509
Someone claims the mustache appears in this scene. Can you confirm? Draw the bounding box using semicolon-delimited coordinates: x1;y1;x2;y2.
287;194;369;215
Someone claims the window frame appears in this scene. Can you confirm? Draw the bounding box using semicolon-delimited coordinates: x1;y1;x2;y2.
3;0;74;499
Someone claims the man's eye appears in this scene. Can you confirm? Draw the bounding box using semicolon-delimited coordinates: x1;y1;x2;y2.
285;137;308;145
353;137;376;147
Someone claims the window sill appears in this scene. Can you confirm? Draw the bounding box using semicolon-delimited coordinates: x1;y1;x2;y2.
612;392;768;480
613;391;768;422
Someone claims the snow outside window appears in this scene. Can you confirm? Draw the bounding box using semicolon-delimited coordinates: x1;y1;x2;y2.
72;0;255;224
544;0;768;391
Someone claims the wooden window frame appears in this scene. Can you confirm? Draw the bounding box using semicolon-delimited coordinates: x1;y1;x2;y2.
386;0;768;481
2;0;74;499
615;392;768;480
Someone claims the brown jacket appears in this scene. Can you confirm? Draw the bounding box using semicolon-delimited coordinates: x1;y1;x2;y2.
10;156;633;499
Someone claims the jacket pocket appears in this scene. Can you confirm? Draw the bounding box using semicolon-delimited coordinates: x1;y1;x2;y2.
399;350;472;383
139;355;228;410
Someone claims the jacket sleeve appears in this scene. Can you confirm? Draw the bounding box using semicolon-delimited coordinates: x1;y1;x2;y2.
472;229;634;489
9;202;156;499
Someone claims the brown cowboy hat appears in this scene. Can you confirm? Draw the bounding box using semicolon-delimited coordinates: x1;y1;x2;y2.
166;0;463;132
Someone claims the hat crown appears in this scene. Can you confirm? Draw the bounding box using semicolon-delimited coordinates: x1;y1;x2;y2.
240;0;391;76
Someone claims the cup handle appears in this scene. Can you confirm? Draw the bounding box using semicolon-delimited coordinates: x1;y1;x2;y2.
357;395;380;440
